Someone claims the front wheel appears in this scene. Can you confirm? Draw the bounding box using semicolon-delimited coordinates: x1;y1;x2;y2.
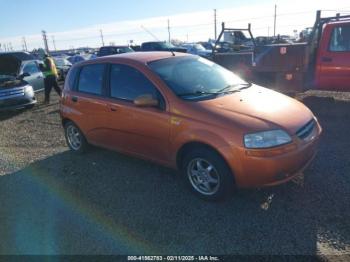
64;121;88;153
182;148;235;201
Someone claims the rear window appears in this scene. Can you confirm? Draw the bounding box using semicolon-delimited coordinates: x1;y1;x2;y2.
77;64;105;95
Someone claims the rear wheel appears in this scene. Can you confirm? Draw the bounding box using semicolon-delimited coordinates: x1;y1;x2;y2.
64;121;88;153
182;147;235;201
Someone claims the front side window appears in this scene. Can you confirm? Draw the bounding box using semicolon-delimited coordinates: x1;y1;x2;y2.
329;25;350;52
23;62;40;74
109;64;158;101
78;64;105;95
148;56;248;100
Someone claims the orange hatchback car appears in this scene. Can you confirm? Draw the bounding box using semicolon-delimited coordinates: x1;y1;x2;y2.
60;52;321;200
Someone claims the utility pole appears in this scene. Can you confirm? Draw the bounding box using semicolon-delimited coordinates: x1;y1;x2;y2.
22;37;28;51
214;9;217;40
273;4;277;37
52;35;57;51
100;29;105;46
167;19;171;43
42;30;49;53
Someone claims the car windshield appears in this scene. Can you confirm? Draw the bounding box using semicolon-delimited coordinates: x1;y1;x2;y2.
159;42;175;48
194;44;206;51
55;58;72;66
148;56;248;100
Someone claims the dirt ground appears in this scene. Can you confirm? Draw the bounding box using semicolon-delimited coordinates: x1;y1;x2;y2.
0;90;349;259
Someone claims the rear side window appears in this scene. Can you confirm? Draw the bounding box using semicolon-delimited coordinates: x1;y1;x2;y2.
109;64;158;101
78;64;105;95
65;66;78;90
329;25;350;52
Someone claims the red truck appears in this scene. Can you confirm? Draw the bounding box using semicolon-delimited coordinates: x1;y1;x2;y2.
213;11;350;93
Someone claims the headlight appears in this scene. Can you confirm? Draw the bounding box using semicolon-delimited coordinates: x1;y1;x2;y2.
24;85;34;97
244;129;292;149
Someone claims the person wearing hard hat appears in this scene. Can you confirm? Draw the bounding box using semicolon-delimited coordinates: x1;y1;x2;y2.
43;54;61;104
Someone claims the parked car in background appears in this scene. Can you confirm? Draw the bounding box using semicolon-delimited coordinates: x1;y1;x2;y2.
181;43;212;59
0;52;45;92
0;74;36;110
198;41;215;51
97;46;134;57
141;41;187;53
54;57;72;81
60;52;321;200
67;55;86;64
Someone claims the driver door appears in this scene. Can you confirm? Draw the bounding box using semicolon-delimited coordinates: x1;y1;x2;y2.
21;61;45;91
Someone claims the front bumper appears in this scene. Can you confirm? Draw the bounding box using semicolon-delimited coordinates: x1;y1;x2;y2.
221;121;322;188
0;86;36;111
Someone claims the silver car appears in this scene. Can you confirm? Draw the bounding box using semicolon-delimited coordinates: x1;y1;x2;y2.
0;52;45;92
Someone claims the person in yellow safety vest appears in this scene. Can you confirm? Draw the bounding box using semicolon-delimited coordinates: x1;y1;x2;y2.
43;54;61;104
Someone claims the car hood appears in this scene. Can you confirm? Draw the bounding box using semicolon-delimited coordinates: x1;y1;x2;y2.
197;85;314;134
0;55;21;76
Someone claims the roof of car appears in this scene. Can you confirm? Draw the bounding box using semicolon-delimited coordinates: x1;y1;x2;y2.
86;51;190;64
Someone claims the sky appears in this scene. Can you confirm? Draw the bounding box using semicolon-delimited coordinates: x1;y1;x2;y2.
0;0;349;51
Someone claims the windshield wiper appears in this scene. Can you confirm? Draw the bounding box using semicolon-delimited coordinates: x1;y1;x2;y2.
216;83;252;94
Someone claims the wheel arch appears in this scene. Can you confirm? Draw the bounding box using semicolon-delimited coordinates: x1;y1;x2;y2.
176;142;230;171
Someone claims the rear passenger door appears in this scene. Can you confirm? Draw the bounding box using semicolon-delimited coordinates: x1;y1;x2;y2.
104;64;171;163
72;63;110;145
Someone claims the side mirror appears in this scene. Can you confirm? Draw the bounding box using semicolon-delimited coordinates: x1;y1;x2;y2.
38;63;45;71
19;72;30;79
134;94;159;107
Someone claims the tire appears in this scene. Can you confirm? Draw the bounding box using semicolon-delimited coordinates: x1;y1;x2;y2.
64;121;89;153
181;147;235;201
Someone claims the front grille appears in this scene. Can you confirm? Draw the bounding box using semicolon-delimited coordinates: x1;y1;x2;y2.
296;119;315;139
0;87;25;99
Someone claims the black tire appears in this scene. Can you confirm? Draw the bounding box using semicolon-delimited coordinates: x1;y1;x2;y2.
181;147;235;201
64;121;89;153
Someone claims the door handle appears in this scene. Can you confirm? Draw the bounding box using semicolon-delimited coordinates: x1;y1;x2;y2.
71;96;78;102
110;107;117;112
322;57;333;62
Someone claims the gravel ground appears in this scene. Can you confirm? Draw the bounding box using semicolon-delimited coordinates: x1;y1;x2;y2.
0;90;350;258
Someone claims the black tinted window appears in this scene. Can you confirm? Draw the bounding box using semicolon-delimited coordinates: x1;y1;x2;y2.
110;64;158;101
78;64;105;95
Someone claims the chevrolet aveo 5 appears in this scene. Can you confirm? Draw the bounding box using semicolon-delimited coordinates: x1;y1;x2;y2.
60;52;321;200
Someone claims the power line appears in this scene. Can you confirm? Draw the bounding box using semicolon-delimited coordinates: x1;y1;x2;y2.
140;25;160;41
